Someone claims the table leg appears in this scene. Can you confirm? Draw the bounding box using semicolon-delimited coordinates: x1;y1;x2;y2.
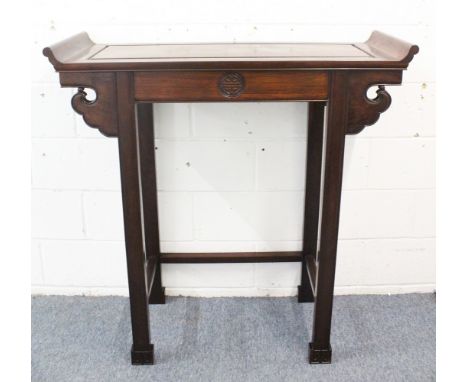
117;73;154;365
298;101;326;303
137;103;165;305
309;72;348;364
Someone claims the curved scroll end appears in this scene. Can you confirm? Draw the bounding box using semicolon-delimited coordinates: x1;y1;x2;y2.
368;85;392;117
401;44;420;65
72;87;93;108
43;32;95;71
347;70;402;135
60;72;118;137
365;31;419;66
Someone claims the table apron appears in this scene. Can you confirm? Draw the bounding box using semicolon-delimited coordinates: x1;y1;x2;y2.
134;70;329;102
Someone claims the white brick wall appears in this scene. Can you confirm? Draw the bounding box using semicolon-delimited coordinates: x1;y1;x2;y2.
31;0;435;296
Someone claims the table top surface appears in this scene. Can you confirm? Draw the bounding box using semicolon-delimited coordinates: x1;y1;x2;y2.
44;31;418;71
92;43;371;61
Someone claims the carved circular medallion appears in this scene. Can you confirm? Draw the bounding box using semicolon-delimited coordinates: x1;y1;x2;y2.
218;72;245;98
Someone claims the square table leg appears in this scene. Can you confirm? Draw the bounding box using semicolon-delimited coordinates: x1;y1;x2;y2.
116;72;154;365
298;101;326;303
136;103;165;305
309;71;349;364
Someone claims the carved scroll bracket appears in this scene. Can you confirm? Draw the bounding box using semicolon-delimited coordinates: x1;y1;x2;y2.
59;72;118;137
346;70;403;135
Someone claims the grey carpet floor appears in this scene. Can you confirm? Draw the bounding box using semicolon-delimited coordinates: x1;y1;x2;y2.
32;294;435;382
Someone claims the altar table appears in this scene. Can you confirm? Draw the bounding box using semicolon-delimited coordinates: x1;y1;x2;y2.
43;31;418;365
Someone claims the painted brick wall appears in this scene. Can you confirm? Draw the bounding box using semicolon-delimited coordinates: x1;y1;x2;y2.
31;0;435;296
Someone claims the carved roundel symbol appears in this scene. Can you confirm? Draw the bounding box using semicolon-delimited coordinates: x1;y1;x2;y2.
218;72;245;98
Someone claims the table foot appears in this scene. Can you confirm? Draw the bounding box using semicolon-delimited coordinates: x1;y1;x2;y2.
149;286;166;305
309;342;332;364
131;344;154;365
297;285;314;303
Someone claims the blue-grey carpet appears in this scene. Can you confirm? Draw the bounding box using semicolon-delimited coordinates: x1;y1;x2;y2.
31;294;435;382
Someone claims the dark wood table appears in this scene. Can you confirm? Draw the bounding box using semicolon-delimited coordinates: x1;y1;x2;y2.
43;31;418;365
